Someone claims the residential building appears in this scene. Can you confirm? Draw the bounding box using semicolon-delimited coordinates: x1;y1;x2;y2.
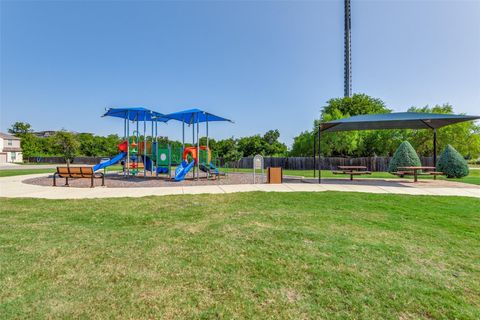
0;132;23;163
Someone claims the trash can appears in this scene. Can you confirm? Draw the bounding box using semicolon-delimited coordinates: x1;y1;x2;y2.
267;167;283;184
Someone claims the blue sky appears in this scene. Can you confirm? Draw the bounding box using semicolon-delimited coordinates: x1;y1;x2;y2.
1;0;479;146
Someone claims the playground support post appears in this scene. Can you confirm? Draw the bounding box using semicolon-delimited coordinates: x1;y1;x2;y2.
197;115;200;180
136;118;139;174
151;115;154;175
143;115;147;177
192;121;195;178
126;111;130;177
206;115;209;179
182;121;185;150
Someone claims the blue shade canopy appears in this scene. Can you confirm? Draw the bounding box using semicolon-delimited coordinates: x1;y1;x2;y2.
162;108;233;124
103;107;167;122
320;112;480;132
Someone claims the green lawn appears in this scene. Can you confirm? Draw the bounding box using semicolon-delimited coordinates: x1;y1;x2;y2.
0;168;55;177
1;192;479;319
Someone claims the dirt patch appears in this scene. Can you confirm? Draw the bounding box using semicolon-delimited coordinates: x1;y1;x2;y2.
23;172;261;188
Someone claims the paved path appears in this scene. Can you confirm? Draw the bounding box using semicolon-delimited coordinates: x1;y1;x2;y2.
1;173;479;199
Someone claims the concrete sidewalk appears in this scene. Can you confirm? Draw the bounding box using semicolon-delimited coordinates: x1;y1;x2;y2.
1;173;479;199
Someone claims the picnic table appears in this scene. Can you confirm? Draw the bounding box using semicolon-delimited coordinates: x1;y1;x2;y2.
333;166;371;181
396;166;442;182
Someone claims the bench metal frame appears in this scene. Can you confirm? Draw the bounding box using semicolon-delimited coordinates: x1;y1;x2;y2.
53;166;105;188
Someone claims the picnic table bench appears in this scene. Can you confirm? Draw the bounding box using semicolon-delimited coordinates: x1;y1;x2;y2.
332;166;372;181
393;166;444;182
53;166;105;188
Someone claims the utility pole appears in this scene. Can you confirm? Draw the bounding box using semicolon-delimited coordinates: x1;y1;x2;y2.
344;0;352;97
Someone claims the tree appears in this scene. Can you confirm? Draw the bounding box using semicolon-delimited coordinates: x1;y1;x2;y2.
322;93;390;118
387;141;421;173
52;131;79;165
437;145;469;178
8;122;32;136
20;133;41;158
405;104;480;158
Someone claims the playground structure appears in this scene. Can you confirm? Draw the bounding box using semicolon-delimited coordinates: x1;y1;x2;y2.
93;107;232;182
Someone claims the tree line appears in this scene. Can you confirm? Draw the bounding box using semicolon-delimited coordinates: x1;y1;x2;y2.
290;94;480;159
9;93;480;162
8;122;288;163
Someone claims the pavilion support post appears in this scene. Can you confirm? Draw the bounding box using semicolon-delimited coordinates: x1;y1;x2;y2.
318;126;321;184
433;128;437;167
313;131;316;178
155;118;159;177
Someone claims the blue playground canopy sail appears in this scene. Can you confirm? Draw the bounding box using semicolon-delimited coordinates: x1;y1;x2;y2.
320;112;480;132
162;108;233;124
102;107;167;122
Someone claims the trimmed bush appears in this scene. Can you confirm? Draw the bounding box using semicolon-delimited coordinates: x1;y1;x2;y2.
388;141;421;173
437;145;469;178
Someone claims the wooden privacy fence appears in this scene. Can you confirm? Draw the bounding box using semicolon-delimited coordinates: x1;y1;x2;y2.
226;156;434;172
26;156;106;165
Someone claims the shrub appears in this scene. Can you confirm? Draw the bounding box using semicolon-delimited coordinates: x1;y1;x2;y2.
388;141;421;172
437;145;469;178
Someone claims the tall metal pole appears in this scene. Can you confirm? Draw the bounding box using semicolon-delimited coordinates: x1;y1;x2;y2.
344;0;352;97
433;128;437;167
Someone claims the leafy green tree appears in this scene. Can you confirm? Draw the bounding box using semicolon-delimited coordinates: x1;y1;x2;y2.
8;122;32;136
289;130;314;157
238;135;264;157
52;131;79;165
387;141;421;173
405;104;480;158
437;145;469;178
322;93;391;118
20;133;41;158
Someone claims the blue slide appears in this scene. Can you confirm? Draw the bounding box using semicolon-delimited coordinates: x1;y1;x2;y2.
93;152;127;171
174;160;195;181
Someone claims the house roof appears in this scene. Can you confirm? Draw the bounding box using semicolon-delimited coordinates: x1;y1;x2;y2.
320;112;480;132
0;132;21;140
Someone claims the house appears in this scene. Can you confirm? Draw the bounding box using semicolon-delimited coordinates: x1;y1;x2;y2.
33;130;57;138
0;133;23;163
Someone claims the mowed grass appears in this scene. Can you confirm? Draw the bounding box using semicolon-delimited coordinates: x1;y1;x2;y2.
1;192;479;319
0;168;55;177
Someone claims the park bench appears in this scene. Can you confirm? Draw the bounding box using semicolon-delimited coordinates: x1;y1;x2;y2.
332;166;371;181
53;166;105;188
